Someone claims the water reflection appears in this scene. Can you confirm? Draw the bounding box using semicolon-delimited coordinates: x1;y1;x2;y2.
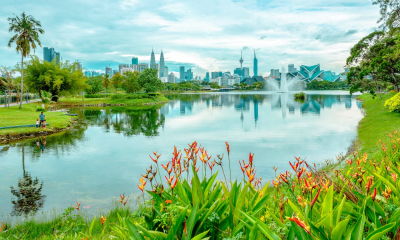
10;144;45;216
81;106;165;137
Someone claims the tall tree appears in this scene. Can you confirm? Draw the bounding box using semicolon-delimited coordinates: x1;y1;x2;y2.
102;74;111;98
86;76;104;94
122;71;141;93
373;0;400;35
111;72;124;93
8;12;44;108
138;68;164;93
0;66;16;108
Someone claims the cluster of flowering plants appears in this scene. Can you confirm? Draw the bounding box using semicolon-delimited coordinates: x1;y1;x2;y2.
112;131;400;240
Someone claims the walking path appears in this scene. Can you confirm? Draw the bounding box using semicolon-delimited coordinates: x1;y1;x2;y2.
0;99;41;107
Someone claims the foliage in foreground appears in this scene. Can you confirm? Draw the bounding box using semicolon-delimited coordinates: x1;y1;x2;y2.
294;92;305;100
5;132;400;239
385;92;400;112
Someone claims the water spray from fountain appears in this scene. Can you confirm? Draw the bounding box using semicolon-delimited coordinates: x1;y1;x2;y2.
265;66;304;92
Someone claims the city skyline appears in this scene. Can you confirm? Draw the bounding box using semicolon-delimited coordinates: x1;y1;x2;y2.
0;0;381;76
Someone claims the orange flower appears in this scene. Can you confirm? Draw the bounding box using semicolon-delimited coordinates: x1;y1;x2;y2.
161;162;170;172
288;215;311;235
138;184;145;193
0;222;5;232
383;187;392;200
100;216;106;225
150;155;158;164
73;202;81;211
225;142;230;155
249;153;254;165
294;156;301;161
171;178;178;190
123;196;129;206
248;174;254;183
311;188;321;209
365;177;373;194
165;200;172;204
165;175;175;185
372;188;377;202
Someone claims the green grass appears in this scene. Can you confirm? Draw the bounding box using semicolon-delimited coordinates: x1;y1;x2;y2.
0;103;76;137
57;95;169;106
0;205;141;239
357;92;400;154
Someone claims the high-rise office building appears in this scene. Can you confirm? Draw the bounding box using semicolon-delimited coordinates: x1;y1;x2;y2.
132;57;138;65
84;70;91;77
105;67;113;76
242;67;250;78
168;72;175;83
253;50;258;76
138;63;148;73
180;66;185;82
186;69;193;80
234;68;243;77
119;64;130;74
205;72;210;82
211;71;223;79
150;49;156;65
164;66;168;77
159;50;165;78
74;60;82;71
288;64;295;73
43;47;60;64
113;70;117;75
92;71;99;76
270;69;280;78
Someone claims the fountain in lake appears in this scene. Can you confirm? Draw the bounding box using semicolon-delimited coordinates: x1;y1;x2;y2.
265;66;304;92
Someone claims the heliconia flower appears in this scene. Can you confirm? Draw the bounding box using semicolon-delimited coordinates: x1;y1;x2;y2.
165;200;172;204
165;175;175;185
171;178;178;190
288;215;311;235
297;195;306;207
184;148;190;156
383;187;392;200
391;173;397;182
225;142;230;155
280;174;288;184
195;167;199;172
73;201;81;211
372;188;377;202
139;177;145;184
297;168;304;179
208;162;214;171
119;194;125;202
322;180;330;191
248;174;254;183
365;177;373;194
0;222;5;232
100;216;106;225
161;162;170;171
249;153;254;164
137;184;145;193
150;155;158;163
289;161;298;172
311;188;321;208
123;197;129;206
294;156;301;161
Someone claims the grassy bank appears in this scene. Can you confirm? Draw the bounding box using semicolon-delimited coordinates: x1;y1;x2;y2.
0;103;76;137
57;94;169;106
356;92;400;154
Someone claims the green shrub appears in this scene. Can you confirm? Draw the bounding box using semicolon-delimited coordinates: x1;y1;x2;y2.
36;106;47;112
385;92;400;112
294;92;306;100
389;90;396;94
85;94;107;98
110;93;155;100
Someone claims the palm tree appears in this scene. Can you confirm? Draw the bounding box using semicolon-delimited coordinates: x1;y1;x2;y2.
102;74;110;98
8;12;44;108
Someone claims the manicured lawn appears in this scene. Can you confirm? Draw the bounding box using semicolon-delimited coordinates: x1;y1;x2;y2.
0;103;75;136
357;92;400;154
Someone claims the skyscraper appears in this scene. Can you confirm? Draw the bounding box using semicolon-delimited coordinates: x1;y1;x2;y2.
253;50;258;77
150;49;156;66
164;66;168;77
43;47;60;64
288;64;295;73
205;72;210;82
242;67;250;78
132;57;138;65
186;69;192;80
119;64;130;74
159;50;165;78
168;72;175;83
105;67;113;76
180;66;185;82
55;52;60;65
138;63;148;73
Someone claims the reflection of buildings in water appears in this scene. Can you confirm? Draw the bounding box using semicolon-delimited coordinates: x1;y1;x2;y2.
356;100;362;109
254;100;258;124
180;101;193;115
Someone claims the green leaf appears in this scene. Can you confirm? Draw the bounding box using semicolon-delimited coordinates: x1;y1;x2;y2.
288;200;305;221
126;219;145;240
135;224;157;240
191;231;210;240
335;195;346;227
183;203;199;240
365;223;396;240
321;185;334;227
351;215;366;240
89;216;96;236
331;219;350;240
372;171;400;196
167;208;188;240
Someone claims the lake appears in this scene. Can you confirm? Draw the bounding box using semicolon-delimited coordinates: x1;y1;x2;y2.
0;91;363;218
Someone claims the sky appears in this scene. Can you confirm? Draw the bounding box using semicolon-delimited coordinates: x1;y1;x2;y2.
0;0;381;78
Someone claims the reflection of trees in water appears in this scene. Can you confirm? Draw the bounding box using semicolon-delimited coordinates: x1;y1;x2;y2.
82;106;165;137
10;144;45;216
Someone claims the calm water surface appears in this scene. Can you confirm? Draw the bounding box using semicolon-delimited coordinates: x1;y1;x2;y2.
0;91;363;217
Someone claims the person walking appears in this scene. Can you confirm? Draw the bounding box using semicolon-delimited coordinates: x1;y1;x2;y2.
39;112;45;127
